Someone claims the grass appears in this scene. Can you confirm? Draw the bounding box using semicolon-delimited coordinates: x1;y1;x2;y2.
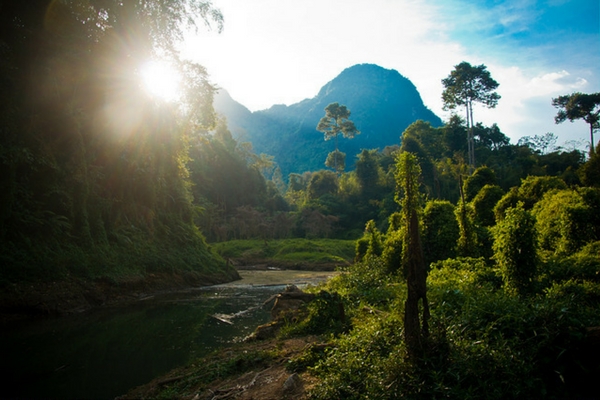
211;238;356;266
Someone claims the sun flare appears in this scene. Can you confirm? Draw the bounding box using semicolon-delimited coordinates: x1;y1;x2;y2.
140;60;182;102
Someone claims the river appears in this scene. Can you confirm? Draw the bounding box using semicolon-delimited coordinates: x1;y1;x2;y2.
0;270;338;399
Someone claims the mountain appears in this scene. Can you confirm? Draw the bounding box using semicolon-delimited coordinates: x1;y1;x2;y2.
214;64;443;177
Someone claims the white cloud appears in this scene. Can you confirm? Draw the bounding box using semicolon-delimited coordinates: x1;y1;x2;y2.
471;65;591;145
181;0;598;151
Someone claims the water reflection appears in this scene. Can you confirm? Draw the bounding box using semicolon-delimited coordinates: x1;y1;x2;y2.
0;285;281;400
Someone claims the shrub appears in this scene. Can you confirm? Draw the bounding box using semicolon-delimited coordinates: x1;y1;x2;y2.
422;200;459;266
471;184;504;227
493;203;539;296
533;189;598;255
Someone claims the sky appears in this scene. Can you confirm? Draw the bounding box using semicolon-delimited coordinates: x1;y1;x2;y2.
183;0;600;150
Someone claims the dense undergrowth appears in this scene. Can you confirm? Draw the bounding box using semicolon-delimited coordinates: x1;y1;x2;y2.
284;243;600;399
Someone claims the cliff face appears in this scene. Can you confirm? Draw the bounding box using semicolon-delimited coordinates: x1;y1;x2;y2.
215;64;442;176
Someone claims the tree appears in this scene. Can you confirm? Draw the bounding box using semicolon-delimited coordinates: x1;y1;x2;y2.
442;62;500;170
355;149;381;198
316;103;360;171
307;170;338;199
552;92;600;155
395;152;429;359
517;132;558;155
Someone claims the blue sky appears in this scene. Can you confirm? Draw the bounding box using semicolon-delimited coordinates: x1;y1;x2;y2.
183;0;599;150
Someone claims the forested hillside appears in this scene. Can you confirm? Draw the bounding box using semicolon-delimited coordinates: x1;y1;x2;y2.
214;64;442;176
0;1;239;293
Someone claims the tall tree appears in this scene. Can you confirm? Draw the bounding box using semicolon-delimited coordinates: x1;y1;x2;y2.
442;62;500;170
317;103;360;171
395;152;429;359
552;92;600;155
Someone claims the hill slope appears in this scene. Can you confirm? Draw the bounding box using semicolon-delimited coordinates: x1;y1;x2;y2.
214;64;442;176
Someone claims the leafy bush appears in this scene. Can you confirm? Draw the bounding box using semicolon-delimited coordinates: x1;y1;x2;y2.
327;257;396;307
463;166;497;202
307;251;600;399
533;189;598;255
422;200;458;266
281;290;349;337
493;203;539;296
470;184;504;227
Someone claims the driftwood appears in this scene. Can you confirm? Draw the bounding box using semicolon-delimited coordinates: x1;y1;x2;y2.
211;314;233;325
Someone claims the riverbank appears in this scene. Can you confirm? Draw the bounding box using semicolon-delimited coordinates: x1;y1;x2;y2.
1;268;338;399
120;335;321;400
119;276;337;400
0;269;240;322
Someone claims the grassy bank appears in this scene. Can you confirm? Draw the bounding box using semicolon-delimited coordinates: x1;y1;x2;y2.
211;238;356;268
0;233;240;317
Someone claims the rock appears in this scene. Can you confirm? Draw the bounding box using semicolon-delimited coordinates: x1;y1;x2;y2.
282;373;301;393
245;321;282;341
270;285;315;320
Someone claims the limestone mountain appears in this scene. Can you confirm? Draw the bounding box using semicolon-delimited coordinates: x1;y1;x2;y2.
214;64;442;177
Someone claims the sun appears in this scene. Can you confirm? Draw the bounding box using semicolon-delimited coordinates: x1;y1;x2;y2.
140;60;182;102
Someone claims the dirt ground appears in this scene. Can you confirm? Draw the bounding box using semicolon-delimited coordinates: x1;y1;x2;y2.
120;336;322;400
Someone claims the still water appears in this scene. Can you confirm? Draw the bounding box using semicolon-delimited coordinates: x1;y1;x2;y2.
0;270;337;399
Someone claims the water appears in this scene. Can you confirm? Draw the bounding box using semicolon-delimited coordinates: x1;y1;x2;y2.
0;276;293;398
0;270;337;399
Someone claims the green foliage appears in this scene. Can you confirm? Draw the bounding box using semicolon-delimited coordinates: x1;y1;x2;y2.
308;313;405;400
463;166;496;201
354;237;369;263
308;251;600;399
455;201;479;257
399;133;437;197
534;188;600;255
422;200;459;265
286;343;329;373
325;150;346;173
382;229;403;274
281;291;348;337
580;143;600;186
442;61;500;169
442;62;501;112
355;149;382;198
552;92;600;154
471;184;504;226
0;1;237;284
493;204;539;295
328;257;396;307
211;238;356;265
519;175;568;207
541;241;600;285
307;170;339;199
494;175;567;221
364;220;384;259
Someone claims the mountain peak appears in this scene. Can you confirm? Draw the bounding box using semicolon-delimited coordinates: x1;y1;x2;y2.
214;64;442;176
